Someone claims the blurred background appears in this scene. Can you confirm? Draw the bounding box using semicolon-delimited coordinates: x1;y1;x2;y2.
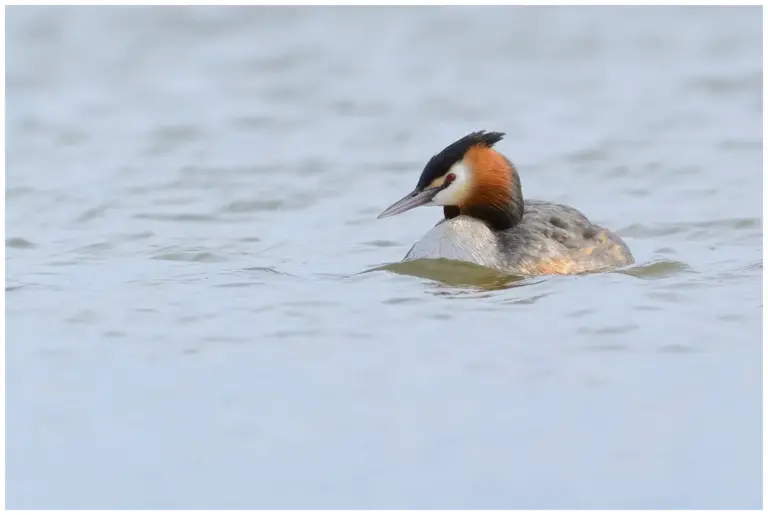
6;6;762;509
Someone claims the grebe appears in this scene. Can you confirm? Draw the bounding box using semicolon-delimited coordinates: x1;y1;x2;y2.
377;131;634;276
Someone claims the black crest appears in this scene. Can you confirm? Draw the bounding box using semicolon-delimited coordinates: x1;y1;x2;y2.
416;130;506;190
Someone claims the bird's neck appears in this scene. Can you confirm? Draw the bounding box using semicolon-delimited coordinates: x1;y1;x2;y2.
444;165;524;232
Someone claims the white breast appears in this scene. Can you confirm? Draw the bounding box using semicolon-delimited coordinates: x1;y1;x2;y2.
403;215;505;268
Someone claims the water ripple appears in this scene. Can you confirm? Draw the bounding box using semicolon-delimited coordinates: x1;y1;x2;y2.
616;260;692;279
6;237;36;249
151;249;228;263
135;213;219;223
620;217;760;239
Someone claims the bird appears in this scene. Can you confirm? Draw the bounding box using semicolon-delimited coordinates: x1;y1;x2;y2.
377;130;634;276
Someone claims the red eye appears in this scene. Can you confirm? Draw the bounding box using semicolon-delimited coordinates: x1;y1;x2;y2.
445;173;457;185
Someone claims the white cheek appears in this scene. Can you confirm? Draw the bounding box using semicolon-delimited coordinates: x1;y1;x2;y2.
432;161;472;205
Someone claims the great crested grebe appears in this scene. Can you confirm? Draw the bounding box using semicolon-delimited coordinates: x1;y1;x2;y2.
377;130;634;276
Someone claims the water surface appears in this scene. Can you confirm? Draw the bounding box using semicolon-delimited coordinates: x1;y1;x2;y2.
6;6;762;509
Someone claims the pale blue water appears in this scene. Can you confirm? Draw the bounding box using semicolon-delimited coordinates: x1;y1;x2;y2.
6;6;762;509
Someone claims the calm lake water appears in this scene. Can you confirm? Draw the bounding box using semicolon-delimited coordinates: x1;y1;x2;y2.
6;6;762;509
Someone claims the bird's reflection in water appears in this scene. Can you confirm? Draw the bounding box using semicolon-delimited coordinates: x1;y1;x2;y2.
368;258;536;291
